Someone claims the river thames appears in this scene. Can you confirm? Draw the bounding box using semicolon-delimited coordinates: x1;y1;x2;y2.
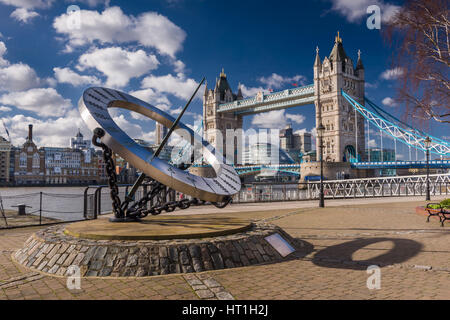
0;186;109;221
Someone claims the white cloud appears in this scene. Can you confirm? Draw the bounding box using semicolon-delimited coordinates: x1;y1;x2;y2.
239;73;307;98
141;73;201;100
0;106;11;112
10;8;39;23
328;0;400;23
113;114;155;142
286;113;306;124
77;47;159;88
129;88;172;111
365;82;378;89
252;110;305;128
0;0;54;9
1;109;86;147
239;84;266;98
380;67;404;80
169;107;202;122
382;97;398;107
258;73;307;89
294;129;307;135
0;41;44;91
0;41;8;67
53;6;186;57
53;67;101;87
44;76;57;88
0;88;71;117
0;63;41;92
172;60;185;73
127;88;172;121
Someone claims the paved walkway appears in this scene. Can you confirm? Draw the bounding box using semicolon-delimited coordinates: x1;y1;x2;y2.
0;196;449;300
168;195;449;215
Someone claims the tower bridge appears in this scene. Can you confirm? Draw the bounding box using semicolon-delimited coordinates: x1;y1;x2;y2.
204;32;366;165
201;32;450;179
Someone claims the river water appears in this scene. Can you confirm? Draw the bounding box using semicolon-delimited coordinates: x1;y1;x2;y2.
0;186;109;221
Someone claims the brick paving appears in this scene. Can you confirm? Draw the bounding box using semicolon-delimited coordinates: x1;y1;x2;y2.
0;197;449;300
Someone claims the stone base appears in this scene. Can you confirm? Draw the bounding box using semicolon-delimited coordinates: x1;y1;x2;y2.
13;221;302;277
64;215;253;241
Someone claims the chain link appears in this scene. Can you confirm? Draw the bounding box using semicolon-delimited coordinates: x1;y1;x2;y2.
92;128;220;221
92;129;125;219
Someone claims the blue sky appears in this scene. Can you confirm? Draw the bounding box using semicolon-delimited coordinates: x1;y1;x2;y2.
0;0;446;160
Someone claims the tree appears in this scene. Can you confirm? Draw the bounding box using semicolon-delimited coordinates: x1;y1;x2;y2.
385;0;449;124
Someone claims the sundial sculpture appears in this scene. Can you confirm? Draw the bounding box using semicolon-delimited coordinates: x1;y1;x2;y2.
78;79;241;222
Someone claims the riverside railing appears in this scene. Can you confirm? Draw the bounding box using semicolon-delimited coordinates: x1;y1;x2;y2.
1;173;448;228
0;191;87;229
305;173;450;200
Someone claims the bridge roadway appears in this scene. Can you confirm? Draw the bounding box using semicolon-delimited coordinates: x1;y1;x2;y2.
217;84;315;115
350;160;450;169
232;160;450;176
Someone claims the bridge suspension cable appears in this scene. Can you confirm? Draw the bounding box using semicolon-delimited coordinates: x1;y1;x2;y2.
342;90;450;156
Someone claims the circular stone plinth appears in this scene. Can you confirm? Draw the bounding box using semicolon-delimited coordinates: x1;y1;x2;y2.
13;220;302;278
64;215;252;240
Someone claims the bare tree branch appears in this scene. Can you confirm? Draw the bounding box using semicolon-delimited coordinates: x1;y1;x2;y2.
385;0;450;124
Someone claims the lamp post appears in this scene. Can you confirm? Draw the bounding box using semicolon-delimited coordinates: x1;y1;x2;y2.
424;136;431;201
317;124;325;207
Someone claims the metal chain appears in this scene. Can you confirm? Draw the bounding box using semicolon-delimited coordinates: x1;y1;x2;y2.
91;128;222;221
92;128;125;219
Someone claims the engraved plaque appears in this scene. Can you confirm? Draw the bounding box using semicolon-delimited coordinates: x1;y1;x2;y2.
264;233;295;257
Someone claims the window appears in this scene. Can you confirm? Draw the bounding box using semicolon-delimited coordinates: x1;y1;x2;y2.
32;153;40;168
19;152;27;168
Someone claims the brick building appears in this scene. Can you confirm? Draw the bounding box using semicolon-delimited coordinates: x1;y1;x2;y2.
43;147;101;185
0;136;12;183
14;125;45;185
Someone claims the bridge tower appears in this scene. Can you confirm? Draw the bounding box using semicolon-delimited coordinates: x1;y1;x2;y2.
203;69;243;161
314;32;366;163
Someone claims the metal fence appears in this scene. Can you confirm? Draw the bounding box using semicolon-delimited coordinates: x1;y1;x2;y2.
306;173;450;199
233;183;310;203
0;192;86;229
2;173;449;228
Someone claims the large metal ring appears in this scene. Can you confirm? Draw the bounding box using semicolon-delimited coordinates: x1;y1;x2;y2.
78;87;241;202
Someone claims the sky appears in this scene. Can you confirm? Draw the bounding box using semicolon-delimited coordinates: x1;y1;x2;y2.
0;0;446;160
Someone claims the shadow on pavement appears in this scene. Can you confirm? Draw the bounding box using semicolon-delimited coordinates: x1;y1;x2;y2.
311;237;423;270
291;239;315;260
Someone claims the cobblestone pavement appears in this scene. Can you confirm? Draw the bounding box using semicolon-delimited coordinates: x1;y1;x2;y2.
0;198;449;300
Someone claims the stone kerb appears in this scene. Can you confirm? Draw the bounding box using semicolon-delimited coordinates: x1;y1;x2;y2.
13;222;300;277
